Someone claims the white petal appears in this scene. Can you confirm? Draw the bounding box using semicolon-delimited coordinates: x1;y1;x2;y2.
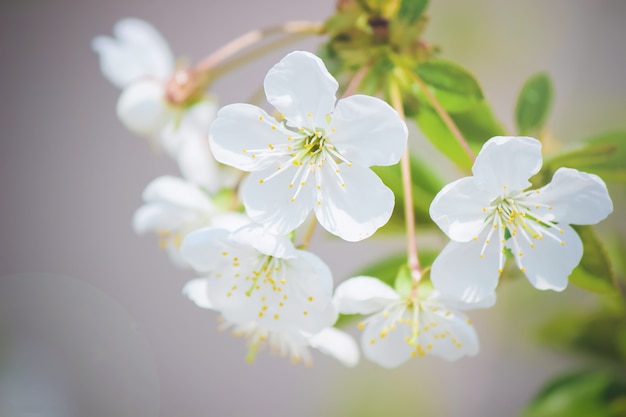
175;134;223;193
179;228;232;272
132;203;190;234
308;327;360;367
230;224;296;259
141;176;213;211
430;239;501;303
209;212;251;232
209;103;292;171
420;308;480;361
507;224;583;291
116;80;174;138
182;278;213;309
92;18;173;88
330;94;407;167
334;276;399;315
264;51;338;129
315;164;394;242
160;97;217;158
528;167;613;225
241;168;315;236
361;311;413;368
428;290;496;311
429;176;494;242
472;136;543;192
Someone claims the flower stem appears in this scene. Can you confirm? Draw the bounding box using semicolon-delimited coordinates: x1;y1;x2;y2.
411;73;476;162
194;21;322;74
389;81;422;279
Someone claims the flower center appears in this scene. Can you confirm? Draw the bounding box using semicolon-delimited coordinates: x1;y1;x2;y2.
247;119;353;205
476;188;565;273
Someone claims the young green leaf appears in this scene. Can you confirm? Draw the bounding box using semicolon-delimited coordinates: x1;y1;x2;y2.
415;59;484;112
569;225;618;295
542;131;626;184
397;0;429;24
515;72;553;136
415;102;506;170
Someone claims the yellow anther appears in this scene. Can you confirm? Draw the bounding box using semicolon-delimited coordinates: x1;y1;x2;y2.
383;311;389;318
271;125;276;130
273;314;279;320
280;279;286;284
259;116;263;121
226;292;232;297
308;296;313;302
303;311;308;315
370;339;376;345
561;241;565;246
221;251;228;256
307;113;312;117
258;312;263;317
520;267;526;273
358;322;365;330
427;344;433;350
259;179;264;184
518;252;523;257
473;237;478;241
466;319;472;325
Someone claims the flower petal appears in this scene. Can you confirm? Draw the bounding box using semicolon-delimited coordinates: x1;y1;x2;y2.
264;51;338;129
330;94;407;167
230;224;296;259
132;203;189;234
429;176;494;242
315;164;394;242
209;103;292;171
160;97;217;158
141;176;213;211
116;80;173;138
308;327;360;367
507;224;583;291
428;290;496;311
361;311;413;368
92;18;174;88
334;276;399;315
176;134;223;194
179;227;233;272
241;168;315;236
182;278;213;309
430;239;501;303
528;167;613;225
472;136;543;192
419;308;480;361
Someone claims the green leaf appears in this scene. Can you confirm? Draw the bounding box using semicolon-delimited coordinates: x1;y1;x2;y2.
569;226;618;294
415;59;484;112
542;131;626;184
372;152;444;233
398;0;429;24
521;370;626;417
515;72;553;136
415;101;506;170
394;264;412;298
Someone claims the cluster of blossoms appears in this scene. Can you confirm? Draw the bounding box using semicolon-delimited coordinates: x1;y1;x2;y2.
95;18;613;368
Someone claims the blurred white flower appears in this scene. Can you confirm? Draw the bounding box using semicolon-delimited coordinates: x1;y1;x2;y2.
184;278;359;367
180;224;336;335
334;276;492;368
209;51;408;241
429;136;613;301
93;18;232;191
133;175;249;268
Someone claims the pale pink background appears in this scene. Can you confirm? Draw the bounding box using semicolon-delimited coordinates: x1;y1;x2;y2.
1;1;625;416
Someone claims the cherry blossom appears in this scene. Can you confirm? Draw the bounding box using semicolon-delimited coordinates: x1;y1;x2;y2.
209;51;407;241
429;136;613;301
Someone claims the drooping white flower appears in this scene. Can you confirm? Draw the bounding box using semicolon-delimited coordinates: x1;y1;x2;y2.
429;136;613;301
180;224;336;335
93;18;232;191
334;276;492;368
133;175;249;268
209;51;408;241
184;278;359;367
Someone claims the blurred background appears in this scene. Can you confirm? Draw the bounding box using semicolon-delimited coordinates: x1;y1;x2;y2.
1;1;625;416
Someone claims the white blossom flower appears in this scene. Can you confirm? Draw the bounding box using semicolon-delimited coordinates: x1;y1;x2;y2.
334;276;492;368
209;51;408;241
133;175;249;268
429;136;613;301
180;224;336;335
184;278;359;367
93;18;231;191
